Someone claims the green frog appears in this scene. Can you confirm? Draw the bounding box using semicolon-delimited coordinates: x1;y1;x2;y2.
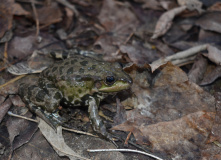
19;54;132;142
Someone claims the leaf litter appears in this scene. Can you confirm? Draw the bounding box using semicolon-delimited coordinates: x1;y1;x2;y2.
0;0;221;160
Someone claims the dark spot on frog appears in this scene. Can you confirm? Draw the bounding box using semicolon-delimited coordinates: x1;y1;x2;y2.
36;90;46;102
79;68;84;73
29;85;37;91
54;92;62;100
59;66;64;74
45;70;50;76
68;96;73;102
75;75;81;81
64;61;70;65
71;59;78;64
60;85;65;91
27;85;37;96
78;89;82;93
52;67;58;72
50;51;56;58
74;100;81;105
62;50;69;59
46;83;55;88
67;67;74;74
88;65;96;70
80;61;88;66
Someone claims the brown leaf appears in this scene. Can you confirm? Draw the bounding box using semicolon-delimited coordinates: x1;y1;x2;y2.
0;98;12;123
12;3;30;16
196;12;221;34
200;66;221;85
140;111;215;152
112;62;216;159
7;32;61;60
208;2;221;11
0;124;12;160
0;0;13;38
153;62;188;87
201;144;221;160
96;0;139;54
151;6;186;39
38;119;88;160
36;2;62;25
6;108;38;150
9;95;25;108
188;54;208;84
119;44;159;65
137;0;163;10
12;130;62;159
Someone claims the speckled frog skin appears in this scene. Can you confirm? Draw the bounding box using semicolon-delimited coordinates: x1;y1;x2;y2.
19;55;132;141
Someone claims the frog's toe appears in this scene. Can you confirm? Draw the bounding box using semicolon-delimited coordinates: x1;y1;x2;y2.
106;133;118;148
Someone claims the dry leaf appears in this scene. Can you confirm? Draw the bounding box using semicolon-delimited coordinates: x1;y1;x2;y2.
196;12;221;34
206;45;221;65
12;3;30;16
36;2;62;25
0;98;12;122
151;6;186;39
208;2;221;11
0;0;13;38
188;54;208;84
112;62;216;159
177;0;203;12
38;119;88;160
200;66;221;85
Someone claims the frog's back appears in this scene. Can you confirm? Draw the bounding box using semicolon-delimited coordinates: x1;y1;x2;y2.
41;55;108;82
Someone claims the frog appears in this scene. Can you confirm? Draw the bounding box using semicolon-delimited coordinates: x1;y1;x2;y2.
18;54;132;142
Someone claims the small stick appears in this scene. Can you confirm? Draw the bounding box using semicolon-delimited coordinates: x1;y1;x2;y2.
3;42;8;64
62;127;98;137
56;0;79;17
7;111;98;137
124;131;131;146
31;0;40;37
87;148;164;160
8;111;38;123
150;44;208;71
0;75;26;89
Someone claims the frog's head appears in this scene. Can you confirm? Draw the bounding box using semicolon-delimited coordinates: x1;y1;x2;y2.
95;62;132;93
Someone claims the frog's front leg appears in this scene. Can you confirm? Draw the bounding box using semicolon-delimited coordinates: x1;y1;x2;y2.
88;96;114;143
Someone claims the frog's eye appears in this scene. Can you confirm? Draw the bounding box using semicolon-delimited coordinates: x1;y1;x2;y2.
105;76;115;85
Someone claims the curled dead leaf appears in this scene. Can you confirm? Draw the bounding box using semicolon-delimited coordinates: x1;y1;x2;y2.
151;6;186;39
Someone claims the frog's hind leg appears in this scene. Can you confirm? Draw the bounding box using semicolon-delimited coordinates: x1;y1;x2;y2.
19;82;67;130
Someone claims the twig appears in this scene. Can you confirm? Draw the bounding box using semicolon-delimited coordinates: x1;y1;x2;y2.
3;42;8;64
0;75;26;89
62;127;98;137
150;44;208;72
8;111;39;123
7;111;98;137
16;0;44;5
87;149;164;160
124;131;131;146
56;0;79;17
166;44;208;61
31;0;40;37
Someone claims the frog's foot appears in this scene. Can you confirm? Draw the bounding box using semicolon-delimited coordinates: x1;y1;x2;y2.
102;132;118;147
33;107;67;131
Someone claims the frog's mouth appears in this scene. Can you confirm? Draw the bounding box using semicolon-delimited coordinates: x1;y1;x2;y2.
98;81;131;92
